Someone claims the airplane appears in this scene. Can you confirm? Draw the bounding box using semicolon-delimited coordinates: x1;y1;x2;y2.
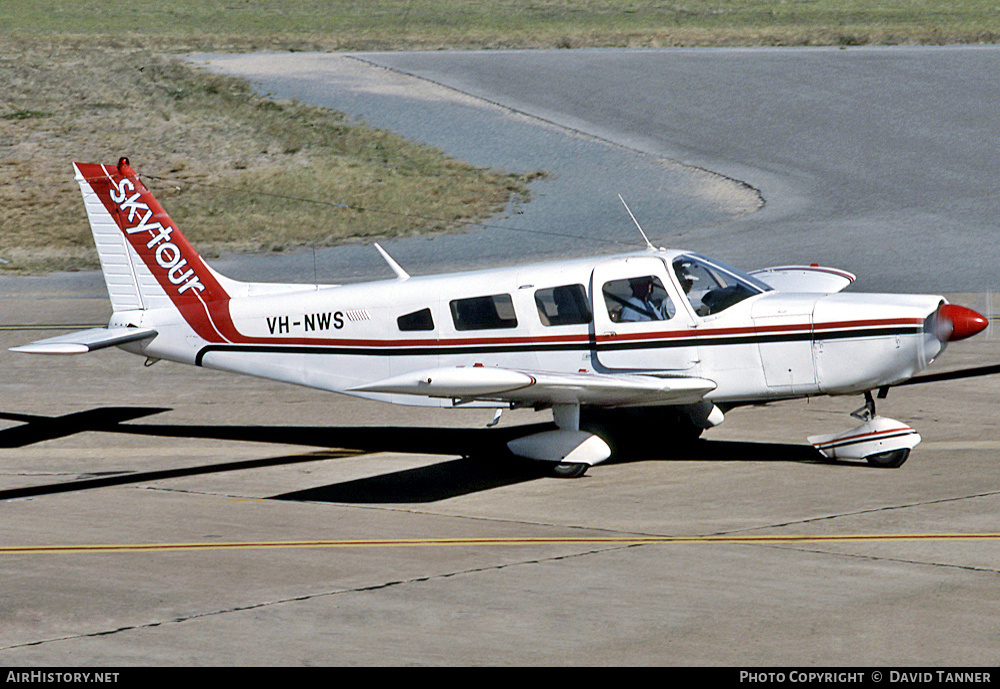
11;158;991;477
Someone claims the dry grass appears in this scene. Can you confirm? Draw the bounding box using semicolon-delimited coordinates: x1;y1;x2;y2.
8;1;1000;51
0;41;536;272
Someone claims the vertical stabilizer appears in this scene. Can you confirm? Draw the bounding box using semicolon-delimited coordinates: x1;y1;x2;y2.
74;157;231;314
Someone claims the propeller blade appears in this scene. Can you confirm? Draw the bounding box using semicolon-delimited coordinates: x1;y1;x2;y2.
896;363;1000;387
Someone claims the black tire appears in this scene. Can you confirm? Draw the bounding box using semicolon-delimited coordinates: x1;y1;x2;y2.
580;406;703;459
674;418;705;443
866;448;910;468
551;462;589;478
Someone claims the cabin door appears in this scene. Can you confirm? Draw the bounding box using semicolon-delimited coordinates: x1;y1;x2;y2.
591;256;700;372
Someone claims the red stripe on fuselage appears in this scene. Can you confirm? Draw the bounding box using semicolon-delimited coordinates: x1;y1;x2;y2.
192;317;924;350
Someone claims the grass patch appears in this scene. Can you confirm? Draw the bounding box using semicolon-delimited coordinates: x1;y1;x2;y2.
5;1;1000;50
0;44;536;273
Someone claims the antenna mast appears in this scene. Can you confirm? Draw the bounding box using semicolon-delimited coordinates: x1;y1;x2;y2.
374;242;411;281
618;194;656;251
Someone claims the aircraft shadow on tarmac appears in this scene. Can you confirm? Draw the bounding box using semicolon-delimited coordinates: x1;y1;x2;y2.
0;406;828;503
274;438;825;504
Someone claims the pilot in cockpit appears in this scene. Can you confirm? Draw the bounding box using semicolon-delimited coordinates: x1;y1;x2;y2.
620;277;673;321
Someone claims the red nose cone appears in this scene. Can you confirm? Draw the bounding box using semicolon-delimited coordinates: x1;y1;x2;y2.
938;304;989;342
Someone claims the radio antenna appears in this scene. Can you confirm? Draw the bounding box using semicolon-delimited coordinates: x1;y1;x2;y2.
619;194;656;251
374;242;411;281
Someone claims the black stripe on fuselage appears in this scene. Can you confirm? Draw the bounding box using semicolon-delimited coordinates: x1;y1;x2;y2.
194;326;923;366
599;326;921;352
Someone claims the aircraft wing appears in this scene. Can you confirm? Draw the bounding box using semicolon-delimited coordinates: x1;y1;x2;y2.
349;366;716;407
749;265;855;293
10;327;157;354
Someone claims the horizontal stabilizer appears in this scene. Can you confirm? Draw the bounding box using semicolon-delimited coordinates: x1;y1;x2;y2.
350;366;716;406
10;327;157;355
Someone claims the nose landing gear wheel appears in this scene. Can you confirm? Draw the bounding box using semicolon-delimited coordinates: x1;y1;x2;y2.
551;462;589;478
865;448;911;468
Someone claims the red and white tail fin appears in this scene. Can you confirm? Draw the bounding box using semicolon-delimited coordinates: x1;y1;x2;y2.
74;157;232;313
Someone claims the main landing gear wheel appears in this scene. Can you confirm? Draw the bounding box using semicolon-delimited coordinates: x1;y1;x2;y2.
865;448;911;468
551;462;589;478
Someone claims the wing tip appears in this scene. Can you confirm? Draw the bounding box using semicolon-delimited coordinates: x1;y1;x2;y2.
9;343;91;355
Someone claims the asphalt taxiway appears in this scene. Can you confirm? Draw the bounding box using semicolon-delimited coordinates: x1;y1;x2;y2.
193;46;1000;294
2;47;1000;666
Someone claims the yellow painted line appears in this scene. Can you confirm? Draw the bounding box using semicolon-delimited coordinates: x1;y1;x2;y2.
3;533;1000;555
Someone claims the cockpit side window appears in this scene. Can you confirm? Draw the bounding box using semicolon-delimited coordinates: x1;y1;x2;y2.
672;255;768;316
535;284;592;326
602;276;675;323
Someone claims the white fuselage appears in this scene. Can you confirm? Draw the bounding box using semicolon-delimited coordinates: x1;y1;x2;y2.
116;250;945;410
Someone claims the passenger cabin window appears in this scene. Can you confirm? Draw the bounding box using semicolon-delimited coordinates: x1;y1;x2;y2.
535;284;591;326
602;276;675;323
397;308;435;332
450;294;518;331
672;254;769;316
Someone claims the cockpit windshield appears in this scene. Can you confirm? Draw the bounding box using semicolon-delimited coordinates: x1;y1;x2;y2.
672;254;771;316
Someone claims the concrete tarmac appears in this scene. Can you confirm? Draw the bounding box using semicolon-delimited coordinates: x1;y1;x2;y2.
2;295;999;666
2;47;1000;666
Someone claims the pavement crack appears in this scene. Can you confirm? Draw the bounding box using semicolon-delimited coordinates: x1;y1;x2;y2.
754;541;1000;576
714;489;1000;536
0;544;623;653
